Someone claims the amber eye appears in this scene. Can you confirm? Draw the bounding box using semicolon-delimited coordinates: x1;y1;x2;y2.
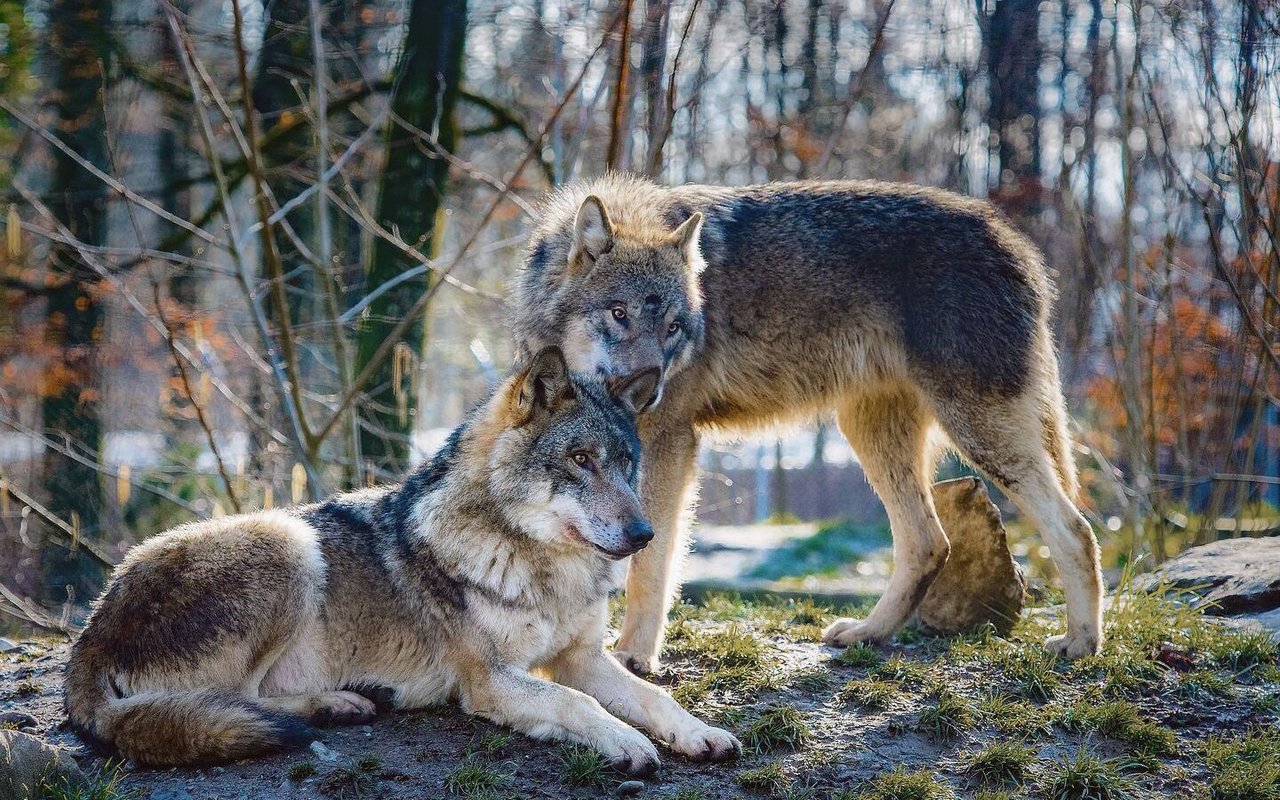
667;320;682;336
611;305;628;321
571;451;594;471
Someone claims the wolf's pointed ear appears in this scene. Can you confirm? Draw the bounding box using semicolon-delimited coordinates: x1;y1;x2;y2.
510;346;575;425
608;367;661;416
670;212;705;272
569;195;614;272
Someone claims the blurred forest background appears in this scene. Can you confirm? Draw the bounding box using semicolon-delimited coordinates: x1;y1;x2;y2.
0;0;1277;630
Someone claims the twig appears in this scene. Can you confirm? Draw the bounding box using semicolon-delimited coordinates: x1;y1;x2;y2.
0;478;114;567
0;98;219;247
151;283;243;513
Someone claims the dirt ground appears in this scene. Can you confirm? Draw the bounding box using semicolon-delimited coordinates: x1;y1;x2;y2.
3;593;1278;800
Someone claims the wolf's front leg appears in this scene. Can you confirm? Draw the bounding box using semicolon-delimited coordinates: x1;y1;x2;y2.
553;646;741;763
458;664;660;776
615;422;700;674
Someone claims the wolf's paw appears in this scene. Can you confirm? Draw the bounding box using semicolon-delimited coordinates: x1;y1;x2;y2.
599;725;661;777
613;649;658;676
670;723;741;763
822;617;890;648
309;691;377;726
1045;631;1101;659
343;682;397;712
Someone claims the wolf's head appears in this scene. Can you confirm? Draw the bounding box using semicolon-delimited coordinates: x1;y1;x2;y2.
483;346;655;560
517;189;706;413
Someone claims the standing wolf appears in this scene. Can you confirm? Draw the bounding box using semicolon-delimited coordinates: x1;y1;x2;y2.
64;348;740;770
513;175;1103;672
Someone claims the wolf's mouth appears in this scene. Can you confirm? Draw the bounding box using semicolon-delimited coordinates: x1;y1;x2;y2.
565;523;638;560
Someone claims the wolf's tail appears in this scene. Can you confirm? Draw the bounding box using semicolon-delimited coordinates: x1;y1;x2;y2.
65;659;311;766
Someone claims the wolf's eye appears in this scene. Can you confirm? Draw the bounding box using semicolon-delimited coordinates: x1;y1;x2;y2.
667;320;682;337
571;450;595;472
610;305;627;322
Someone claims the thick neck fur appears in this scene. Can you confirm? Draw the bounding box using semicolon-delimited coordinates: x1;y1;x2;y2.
384;414;620;612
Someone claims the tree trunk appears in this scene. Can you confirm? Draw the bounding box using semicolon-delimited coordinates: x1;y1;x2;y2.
984;0;1042;215
355;0;465;474
41;0;112;601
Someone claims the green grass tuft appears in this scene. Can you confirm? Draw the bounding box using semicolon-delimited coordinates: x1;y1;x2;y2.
738;761;789;796
744;705;812;752
841;766;954;800
1201;729;1280;800
837;677;903;710
672;663;781;708
1061;699;1177;759
39;767;129;800
559;746;608;788
976;695;1053;736
1039;748;1137;800
834;643;883;669
964;741;1035;786
1176;669;1236;700
287;761;318;781
789;666;835;692
917;690;974;740
445;757;512;798
872;656;931;688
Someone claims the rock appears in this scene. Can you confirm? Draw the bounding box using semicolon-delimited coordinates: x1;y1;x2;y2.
1142;536;1280;616
309;740;341;763
1236;607;1280;643
0;639;18;654
616;779;645;796
149;788;196;800
0;711;37;730
0;729;88;799
915;477;1026;636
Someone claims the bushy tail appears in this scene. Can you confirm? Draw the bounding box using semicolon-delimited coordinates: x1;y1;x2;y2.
66;662;311;766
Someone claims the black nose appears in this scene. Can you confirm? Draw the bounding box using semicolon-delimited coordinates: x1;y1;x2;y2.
623;519;654;549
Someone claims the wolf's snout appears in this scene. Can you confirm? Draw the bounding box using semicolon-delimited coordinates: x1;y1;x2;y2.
623;519;655;550
613;366;662;414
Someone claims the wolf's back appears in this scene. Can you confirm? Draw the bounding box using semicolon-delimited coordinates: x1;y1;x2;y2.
65;655;311;766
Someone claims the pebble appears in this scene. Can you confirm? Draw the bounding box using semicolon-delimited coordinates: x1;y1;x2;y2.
361;725;373;737
309;740;341;763
616;779;645;796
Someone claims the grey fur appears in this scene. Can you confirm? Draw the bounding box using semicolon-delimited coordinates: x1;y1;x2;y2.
512;174;1104;671
64;348;740;768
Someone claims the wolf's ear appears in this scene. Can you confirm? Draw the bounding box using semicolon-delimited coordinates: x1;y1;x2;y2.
569;195;614;272
510;346;575;425
608;367;661;416
670;212;704;272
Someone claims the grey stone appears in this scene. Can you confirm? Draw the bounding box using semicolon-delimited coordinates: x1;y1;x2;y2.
0;711;37;731
0;639;17;654
1142;536;1280;616
148;787;195;800
616;779;645;796
916;477;1026;636
309;740;341;763
0;729;87;799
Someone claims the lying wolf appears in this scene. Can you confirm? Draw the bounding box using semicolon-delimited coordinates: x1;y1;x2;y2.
64;347;740;771
514;175;1104;672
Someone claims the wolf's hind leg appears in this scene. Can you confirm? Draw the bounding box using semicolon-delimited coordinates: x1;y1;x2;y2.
935;391;1103;658
823;386;949;647
257;691;376;726
614;423;699;674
